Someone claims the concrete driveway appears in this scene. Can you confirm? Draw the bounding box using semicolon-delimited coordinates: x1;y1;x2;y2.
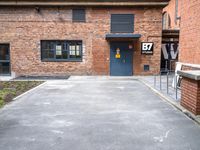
0;77;200;150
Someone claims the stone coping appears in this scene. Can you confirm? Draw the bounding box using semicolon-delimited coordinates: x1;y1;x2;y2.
177;62;200;69
177;70;200;81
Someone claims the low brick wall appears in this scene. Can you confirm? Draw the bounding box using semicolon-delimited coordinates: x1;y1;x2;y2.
181;77;200;115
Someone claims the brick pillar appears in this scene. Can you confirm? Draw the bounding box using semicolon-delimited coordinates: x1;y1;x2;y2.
181;77;200;115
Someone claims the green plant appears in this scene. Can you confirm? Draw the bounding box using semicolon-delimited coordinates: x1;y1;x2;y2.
0;82;3;90
0;81;44;108
3;93;14;103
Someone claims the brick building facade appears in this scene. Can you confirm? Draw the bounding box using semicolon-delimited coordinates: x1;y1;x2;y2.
163;0;200;70
0;0;169;77
161;0;180;71
162;0;180;30
179;0;200;65
163;0;200;116
174;0;200;116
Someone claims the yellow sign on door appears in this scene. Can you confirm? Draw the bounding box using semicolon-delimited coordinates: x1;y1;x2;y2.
115;54;121;59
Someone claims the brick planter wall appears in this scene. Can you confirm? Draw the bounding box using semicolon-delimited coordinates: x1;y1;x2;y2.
181;77;200;115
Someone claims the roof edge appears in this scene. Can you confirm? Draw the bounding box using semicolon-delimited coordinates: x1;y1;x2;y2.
0;2;169;7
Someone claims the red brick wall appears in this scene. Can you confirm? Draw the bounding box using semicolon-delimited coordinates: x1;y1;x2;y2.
181;77;200;115
179;0;200;64
163;0;180;30
0;6;163;76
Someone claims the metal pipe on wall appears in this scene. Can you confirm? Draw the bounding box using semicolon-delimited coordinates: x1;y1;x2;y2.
175;0;181;25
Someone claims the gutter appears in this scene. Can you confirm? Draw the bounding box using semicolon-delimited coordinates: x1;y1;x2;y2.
0;2;169;7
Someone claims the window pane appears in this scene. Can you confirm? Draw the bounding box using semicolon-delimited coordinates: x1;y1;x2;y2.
0;45;9;60
0;62;10;74
76;45;81;57
0;44;10;74
70;50;76;56
43;50;48;58
49;51;54;59
70;45;76;51
56;44;62;59
69;43;81;59
42;49;54;59
76;45;80;51
76;50;80;56
41;41;55;59
62;51;68;59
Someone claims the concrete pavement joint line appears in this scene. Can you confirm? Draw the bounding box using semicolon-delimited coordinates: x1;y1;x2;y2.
13;81;47;101
139;78;200;126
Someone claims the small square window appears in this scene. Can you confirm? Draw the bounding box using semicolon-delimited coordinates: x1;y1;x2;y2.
72;9;86;22
144;65;150;71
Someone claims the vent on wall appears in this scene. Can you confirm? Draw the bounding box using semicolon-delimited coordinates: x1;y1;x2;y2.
72;9;86;22
144;65;150;71
111;14;134;33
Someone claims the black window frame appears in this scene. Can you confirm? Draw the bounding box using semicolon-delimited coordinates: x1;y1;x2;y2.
111;14;134;33
41;40;83;62
0;43;11;75
72;9;86;22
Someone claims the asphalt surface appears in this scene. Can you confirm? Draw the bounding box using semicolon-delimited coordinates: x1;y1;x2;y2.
0;77;200;150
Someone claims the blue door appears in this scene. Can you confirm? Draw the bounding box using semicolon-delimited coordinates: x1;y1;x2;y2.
110;42;133;76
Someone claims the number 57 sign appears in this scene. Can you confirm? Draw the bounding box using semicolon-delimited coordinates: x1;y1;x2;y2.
141;42;154;54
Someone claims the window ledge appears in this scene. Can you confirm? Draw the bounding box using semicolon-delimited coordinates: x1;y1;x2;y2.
41;59;82;62
72;21;86;23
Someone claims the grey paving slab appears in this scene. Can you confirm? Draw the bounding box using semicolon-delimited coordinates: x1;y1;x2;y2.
0;77;200;150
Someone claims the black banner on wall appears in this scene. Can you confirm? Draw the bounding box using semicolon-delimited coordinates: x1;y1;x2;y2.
161;42;179;71
141;42;154;55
